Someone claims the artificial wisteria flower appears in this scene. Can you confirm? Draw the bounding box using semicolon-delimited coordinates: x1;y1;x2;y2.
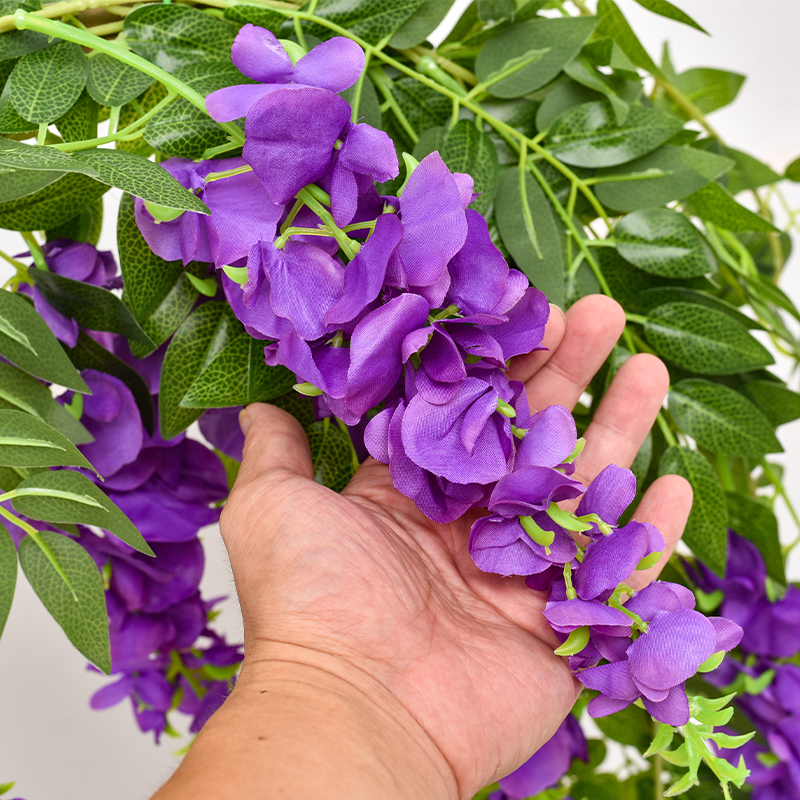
21;240;120;346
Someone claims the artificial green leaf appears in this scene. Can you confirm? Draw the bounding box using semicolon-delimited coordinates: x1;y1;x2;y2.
564;56;629;125
86;53;154;106
8;42;87;124
0;290;88;392
440;119;499;215
0;409;94;470
180;324;295;408
383;75;452;151
0;522;16;639
495;167;566;307
159;302;236;440
0;166;63;203
411;124;447;162
54;89;98;144
475;16;598;99
175;60;256;95
29;267;156;347
594;145;733;211
341;75;382;129
117;193;200;355
630;0;707;33
116;81;168;158
725;492;784;584
477;0;514;21
594;702;652;750
305;0;426;46
271;390;316;429
19;530;110;673
144;98;229;159
535;79;600;133
615;208;710;277
668;379;782;457
548;101;682;168
643;302;774;375
596;0;661;75
222;4;286;32
685;182;778;232
0;72;35;134
390;0;455;48
64;330;154;436
0;170;107;231
0;2;49;61
630;429;652;487
659;446;727;575
785;156;800;182
672;68;744;117
11;471;153;556
307;418;357;492
46;197;103;246
723;147;781;195
124;4;238;73
0;362;92;445
745;380;800;427
632;288;765;331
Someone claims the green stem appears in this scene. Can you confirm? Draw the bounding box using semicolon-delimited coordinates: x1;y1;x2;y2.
655;76;721;140
20;232;48;272
657;411;677;447
293;12;307;51
36;123;47;146
13;11;245;145
204;164;253;183
349;49;371;122
296;188;357;260
761;458;800;547
369;66;419;144
107;104;121;136
0;0;141;32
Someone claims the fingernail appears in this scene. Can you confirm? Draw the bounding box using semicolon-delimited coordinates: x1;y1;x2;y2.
239;408;251;436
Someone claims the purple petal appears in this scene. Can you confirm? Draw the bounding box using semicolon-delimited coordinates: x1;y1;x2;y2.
488;286;549;360
642;683;690;726
90;675;134;709
453;172;475;209
206;83;279;123
223;267;291;341
244;87;351;205
625;581;696;621
29;285;78;347
708;616;743;652
231;24;293;84
544;598;632;633
364;406;393;463
294;37;365;92
576;464;637;532
338;122;399;182
515;405;577;469
578;659;639;701
469;515;553;576
133;671;174;712
199;407;244;461
588;694;635;717
489;465;585;516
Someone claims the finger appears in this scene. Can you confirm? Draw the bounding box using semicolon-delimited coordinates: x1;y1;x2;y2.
235;403;314;486
524;295;625;414
572;353;669;485
506;303;566;384
624;474;693;592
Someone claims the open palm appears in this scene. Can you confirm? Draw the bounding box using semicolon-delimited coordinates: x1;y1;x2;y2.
219;295;692;798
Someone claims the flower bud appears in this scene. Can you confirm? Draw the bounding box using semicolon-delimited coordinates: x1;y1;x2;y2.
293;382;323;397
144;200;184;223
519;515;554;549
554;626;590;656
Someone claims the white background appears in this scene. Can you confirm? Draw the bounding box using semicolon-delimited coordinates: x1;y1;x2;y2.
2;1;800;797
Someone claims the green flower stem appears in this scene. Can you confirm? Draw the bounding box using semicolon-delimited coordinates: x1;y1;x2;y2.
52;92;178;151
204;164;253;183
761;458;800;547
401;46;477;87
349;49;372;122
656;410;677;447
0;504;77;598
654;76;721;141
584;170;669;186
13;11;245;146
20;231;48;272
107;105;122;136
279;198;304;235
369;66;419;144
296;188;357;260
0;0;139;33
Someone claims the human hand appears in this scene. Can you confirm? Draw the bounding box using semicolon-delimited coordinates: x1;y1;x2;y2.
166;294;692;800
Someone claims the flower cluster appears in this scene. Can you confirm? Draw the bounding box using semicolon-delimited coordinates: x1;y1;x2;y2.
689;532;800;798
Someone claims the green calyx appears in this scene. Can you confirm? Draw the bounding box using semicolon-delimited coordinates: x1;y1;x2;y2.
278;38;306;66
222;265;248;286
144;200;185;223
697;651;726;673
546;503;593;533
636;550;663;570
65;393;84;421
519;514;554;552
496;398;516;418
396;152;419;198
554;625;589;657
293;382;323;397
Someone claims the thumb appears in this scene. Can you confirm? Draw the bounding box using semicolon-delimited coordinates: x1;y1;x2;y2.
235;402;314;487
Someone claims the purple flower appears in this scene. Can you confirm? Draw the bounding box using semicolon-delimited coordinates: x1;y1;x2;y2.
498;715;588;798
199;406;245;461
133;157;284;267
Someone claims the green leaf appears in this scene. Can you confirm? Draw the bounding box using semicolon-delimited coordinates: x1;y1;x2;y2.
0;142;208;213
0;522;16;639
594;702;652;750
725;492;784;585
630;0;707;33
596;0;660;75
180;325;295;408
0;362;92;445
55;88;98;144
495;167;566;307
0;171;107;231
86;53;154;106
686;182;778;232
144;98;229;159
668;379;782;457
0;290;88;392
615;208;710;278
306;0;426;46
0;409;94;470
29;267;156;348
19;530;110;673
390;0;455;49
475;16;598;99
341;74;382;129
46;197;103;246
723;147;781;195
594;145;733;211
632;288;765;331
222;4;286;32
64;330;154;436
307;418;357;492
117;193;200;355
0;7;49;61
785;156;800;183
659;445;727;575
745;380;800;427
8;41;87;124
630;429;652;487
123;4;238;74
116;81;168;158
672;68;744;116
440;119;499;215
548;101;683;168
159;302;237;440
535;79;601;133
384;75;452;150
0;165;63;203
643;302;774;375
11;471;153;556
